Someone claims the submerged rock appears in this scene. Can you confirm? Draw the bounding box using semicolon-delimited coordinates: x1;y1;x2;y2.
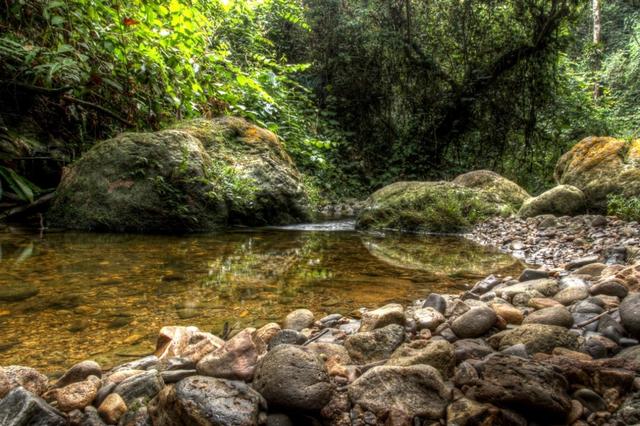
0;283;39;302
49;117;311;232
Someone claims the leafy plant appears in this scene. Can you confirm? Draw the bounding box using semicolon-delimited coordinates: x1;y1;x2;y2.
0;166;41;203
607;194;640;221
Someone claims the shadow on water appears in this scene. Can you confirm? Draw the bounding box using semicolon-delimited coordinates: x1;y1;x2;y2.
0;222;522;374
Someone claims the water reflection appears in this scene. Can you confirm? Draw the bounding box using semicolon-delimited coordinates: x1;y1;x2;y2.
0;228;521;374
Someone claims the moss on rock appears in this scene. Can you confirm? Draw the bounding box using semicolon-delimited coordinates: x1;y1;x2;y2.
452;170;530;211
355;181;514;233
48;117;311;232
518;184;586;218
555;136;640;210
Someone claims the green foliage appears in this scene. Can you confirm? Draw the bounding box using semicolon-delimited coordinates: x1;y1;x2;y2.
0;166;41;203
607;194;640;221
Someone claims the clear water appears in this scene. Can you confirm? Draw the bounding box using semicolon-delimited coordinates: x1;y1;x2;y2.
0;222;521;375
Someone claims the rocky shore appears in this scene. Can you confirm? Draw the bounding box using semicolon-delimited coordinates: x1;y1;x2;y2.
3;217;640;425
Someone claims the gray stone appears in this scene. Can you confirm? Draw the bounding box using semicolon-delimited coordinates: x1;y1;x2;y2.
160;369;196;384
388;339;455;378
283;309;314;331
498;279;559;300
53;360;102;389
451;306;497;338
413;307;445;331
518;269;550;282
453;339;494;362
620;293;640;339
359;303;405;332
149;376;266;426
488;324;583;354
344;324;405;363
590;279;629;298
2;365;48;396
554;286;589;305
267;329;306;350
422;293;447;313
523;306;574;328
253;344;333;411
566;255;601;270
573;388;606;413
0;387;66;426
114;370;164;405
348;364;451;420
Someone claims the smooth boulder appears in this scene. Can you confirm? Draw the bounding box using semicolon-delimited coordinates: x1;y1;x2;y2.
0;387;66;426
451;306;497;338
518;185;585;218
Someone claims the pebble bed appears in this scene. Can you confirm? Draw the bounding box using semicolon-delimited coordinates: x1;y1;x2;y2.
2;215;640;425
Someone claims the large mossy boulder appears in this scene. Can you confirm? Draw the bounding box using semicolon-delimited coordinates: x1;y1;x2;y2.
518;184;586;218
555;136;640;210
49;117;311;232
452;170;530;212
355;180;521;233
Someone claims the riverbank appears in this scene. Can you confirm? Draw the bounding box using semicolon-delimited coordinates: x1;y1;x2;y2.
1;217;640;425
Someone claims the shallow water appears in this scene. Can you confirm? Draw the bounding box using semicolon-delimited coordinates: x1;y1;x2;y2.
0;222;521;375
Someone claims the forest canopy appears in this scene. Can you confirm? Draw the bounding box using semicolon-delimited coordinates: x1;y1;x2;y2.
1;0;639;202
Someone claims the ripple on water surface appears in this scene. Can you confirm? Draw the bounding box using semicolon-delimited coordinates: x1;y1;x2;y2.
0;224;521;374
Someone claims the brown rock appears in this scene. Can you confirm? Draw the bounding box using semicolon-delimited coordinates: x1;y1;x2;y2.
154;326;224;363
2;365;48;396
255;322;281;345
388;339;455;378
53;375;101;412
359;303;405;332
528;297;562;310
52;360;102;389
0;368;9;399
98;393;127;424
490;304;523;325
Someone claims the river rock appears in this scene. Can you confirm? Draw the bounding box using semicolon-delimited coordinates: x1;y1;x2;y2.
283;309;314;331
347;364;451;420
488;324;582;354
453;339;495;362
359;303;405;332
388;339;455;378
528;297;562;309
196;327;266;381
51;375;101;412
523;306;574;328
518;184;586;218
554;136;640;209
154;326;224;363
446;397;492;426
149;376;266;426
0;368;9;399
253;344;333;411
620;293;640;339
267;329;307;349
97;393;127;424
518;269;550;282
452;170;531;210
53;360;102;389
2;365;48;396
413;307;445;331
0;386;66;425
451;306;497;338
573;388;607;413
255;323;281;345
422;293;447;313
497;278;559;300
113;370;164;405
590;278;629;298
49;117;311;231
306;342;351;365
344;324;405;363
0;283;39;302
490;303;523;324
466;354;572;421
615;391;640;424
554;286;589;305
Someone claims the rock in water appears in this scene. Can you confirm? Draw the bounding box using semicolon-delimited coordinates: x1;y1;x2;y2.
252;344;333;411
0;283;39;302
149;376;266;426
517;185;586;218
347;364;451;420
355;179;524;233
0;387;66;425
49;117;311;232
554;136;640;210
465;354;572;421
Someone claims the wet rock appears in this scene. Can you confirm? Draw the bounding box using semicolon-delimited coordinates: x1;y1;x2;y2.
497;279;559;300
344;324;405;363
518;269;550;282
97;393;127;425
0;386;65;425
154;326;224;363
113;370;164;405
554;286;589;305
388;339;455;378
283;309;314;331
149;376;266;426
197;327;266;381
620;293;640;339
488;324;583;354
413;307;445;331
523;306;574;328
465;354;571;421
454;339;495;362
451;306;497;338
0;283;39;302
528;297;562;310
517;184;585;218
573;388;607;413
267;329;306;349
422;293;447;313
2;365;48;396
490;303;523;325
348;364;451;420
53;360;102;389
51;375;101;412
253;344;333;411
359;303;405;332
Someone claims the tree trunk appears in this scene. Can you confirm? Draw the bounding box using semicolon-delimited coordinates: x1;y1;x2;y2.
593;0;602;100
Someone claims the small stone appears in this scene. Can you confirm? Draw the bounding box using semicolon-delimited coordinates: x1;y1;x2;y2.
491;303;523;325
422;293;447;313
566;255;601;270
53;360;102;389
523;306;574;328
591;279;629;298
113;370;164;405
2;365;48;396
446;397;491;425
98;393;127;425
283;309;314;331
528;298;562;310
519;269;550;282
488;324;582;354
344;324;405;363
574;388;607;413
255;323;281;345
53;375;101;412
453;339;494;362
268;329;306;349
620;293;640;339
413;307;445;331
574;263;608;277
359;303;405;332
554;286;589;305
451;306;497;338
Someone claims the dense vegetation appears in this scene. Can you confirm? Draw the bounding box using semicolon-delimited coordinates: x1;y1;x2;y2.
1;0;639;209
